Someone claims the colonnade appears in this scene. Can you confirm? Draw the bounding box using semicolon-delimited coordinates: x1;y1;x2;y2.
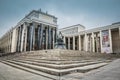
16;22;57;52
63;28;120;53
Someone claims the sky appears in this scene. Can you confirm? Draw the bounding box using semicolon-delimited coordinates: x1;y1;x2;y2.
0;0;120;37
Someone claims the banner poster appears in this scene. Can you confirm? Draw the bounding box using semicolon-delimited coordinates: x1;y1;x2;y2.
102;30;111;53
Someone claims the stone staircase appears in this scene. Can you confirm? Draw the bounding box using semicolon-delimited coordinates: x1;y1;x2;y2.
0;49;118;80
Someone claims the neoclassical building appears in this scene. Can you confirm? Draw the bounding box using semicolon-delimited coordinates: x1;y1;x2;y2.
0;10;57;53
0;9;120;54
60;22;120;53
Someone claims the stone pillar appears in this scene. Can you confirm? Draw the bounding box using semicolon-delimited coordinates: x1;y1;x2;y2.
21;24;26;52
92;32;95;52
46;26;48;49
79;35;81;51
96;33;99;52
48;26;51;49
24;24;27;52
29;23;35;51
96;33;98;52
38;25;41;50
17;26;21;52
32;24;35;50
85;33;88;51
52;28;55;49
99;30;103;53
68;37;70;50
40;24;43;50
109;29;113;53
17;27;19;52
73;36;75;50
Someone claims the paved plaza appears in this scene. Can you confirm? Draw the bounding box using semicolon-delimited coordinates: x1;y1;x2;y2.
0;50;120;80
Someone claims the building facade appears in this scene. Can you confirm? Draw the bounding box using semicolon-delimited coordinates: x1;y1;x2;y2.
0;10;57;53
0;9;120;54
61;22;120;53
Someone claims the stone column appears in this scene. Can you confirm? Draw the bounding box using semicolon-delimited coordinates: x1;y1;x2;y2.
24;24;27;52
29;23;35;51
46;26;48;49
68;37;70;50
79;35;81;51
85;33;88;51
32;24;36;50
21;23;26;52
92;32;95;52
48;26;51;49
52;28;55;49
109;29;113;53
18;26;21;52
38;25;41;50
99;30;103;53
40;24;43;50
73;36;75;50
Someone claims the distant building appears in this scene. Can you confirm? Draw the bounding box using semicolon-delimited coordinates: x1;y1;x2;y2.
60;22;120;53
0;10;58;53
59;24;85;35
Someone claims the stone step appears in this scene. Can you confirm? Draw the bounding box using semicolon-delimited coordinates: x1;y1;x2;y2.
13;57;103;64
4;60;107;76
1;60;58;80
12;59;107;69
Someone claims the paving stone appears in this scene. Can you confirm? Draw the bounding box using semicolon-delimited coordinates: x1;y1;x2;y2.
0;62;52;80
81;59;120;80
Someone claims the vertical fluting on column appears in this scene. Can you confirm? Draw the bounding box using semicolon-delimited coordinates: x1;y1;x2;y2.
109;29;113;53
